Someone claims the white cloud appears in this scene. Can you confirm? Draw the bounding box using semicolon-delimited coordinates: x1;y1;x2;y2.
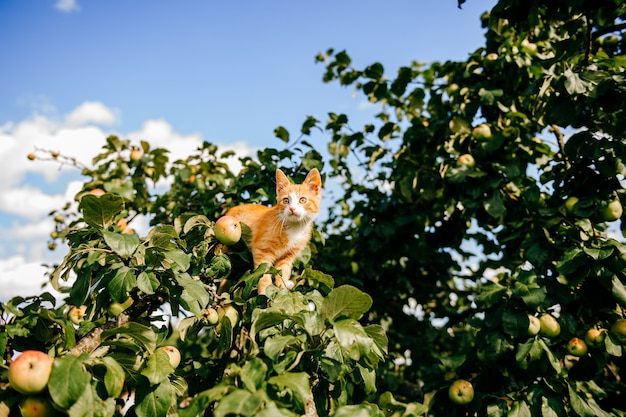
66;101;117;126
0;187;65;220
0;256;57;302
54;0;80;13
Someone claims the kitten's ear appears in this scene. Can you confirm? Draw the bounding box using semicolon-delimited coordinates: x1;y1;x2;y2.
304;168;322;195
276;169;290;193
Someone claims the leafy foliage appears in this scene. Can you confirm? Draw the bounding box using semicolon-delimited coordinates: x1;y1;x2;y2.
2;1;626;416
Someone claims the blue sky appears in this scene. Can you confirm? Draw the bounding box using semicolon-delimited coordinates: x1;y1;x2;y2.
0;0;496;300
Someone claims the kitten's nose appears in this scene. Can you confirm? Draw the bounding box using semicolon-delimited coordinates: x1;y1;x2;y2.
289;207;296;214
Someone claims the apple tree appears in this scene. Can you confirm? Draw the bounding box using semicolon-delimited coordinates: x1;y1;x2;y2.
276;0;625;415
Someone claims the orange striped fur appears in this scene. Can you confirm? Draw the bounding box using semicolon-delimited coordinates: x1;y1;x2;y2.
226;168;322;295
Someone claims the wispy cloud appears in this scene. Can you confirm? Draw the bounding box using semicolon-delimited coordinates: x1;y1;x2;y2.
54;0;80;13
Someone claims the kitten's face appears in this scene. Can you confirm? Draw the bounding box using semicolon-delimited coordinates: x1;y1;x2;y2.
275;169;322;224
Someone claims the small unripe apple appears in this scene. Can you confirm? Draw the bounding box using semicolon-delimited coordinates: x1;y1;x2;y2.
484;52;498;69
457;154;476;168
448;379;474;405
217;304;239;328
539;314;561;339
107;298;134;316
68;305;87;325
521;38;538;55
600;200;623;222
19;396;55;417
53;214;63;223
564;196;579;214
566;337;588;357
27;153;36;161
584;328;606;348
202;307;219;325
130;148;143;162
610;319;626;345
157;346;181;368
527;314;541;336
8;351;54;394
214;216;241;246
47;242;56;251
472;123;492;141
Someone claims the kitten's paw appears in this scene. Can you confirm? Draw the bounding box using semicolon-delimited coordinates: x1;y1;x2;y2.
257;274;273;296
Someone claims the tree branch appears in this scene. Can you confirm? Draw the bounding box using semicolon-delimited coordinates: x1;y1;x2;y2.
549;125;570;170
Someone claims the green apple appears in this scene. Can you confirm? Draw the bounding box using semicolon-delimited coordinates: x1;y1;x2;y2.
527;314;541;336
566;337;588;357
600;200;623;222
472;123;492;141
157;346;181;368
564;196;579;213
521;38;538;55
610;319;626;344
107;298;134;316
539;314;561;339
217;304;240;330
8;351;54;394
448;379;474;405
214;216;242;246
19;396;56;417
584;328;606;348
202;307;219;325
457;154;476;168
484;52;498;69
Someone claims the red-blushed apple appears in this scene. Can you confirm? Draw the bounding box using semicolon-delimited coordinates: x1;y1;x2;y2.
610;319;626;345
157;346;181;368
214;216;242;246
89;188;106;197
448;379;474;405
584;328;606;348
600;200;623;222
539;314;561;339
527;314;541;336
130;148;142;162
8;351;54;394
566;337;588;357
68;305;87;325
19;396;55;417
472;123;492;141
202;307;219;325
457;154;476;168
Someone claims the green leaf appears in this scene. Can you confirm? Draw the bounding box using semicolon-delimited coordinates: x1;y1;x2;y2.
135;380;175;417
484;191;506;218
141;349;175;385
267;372;310;413
163;249;191;271
320;285;372;322
476;282;507;308
332;404;384;417
79;194;124;228
274;126;290;142
101;357;125;398
175;274;211;316
68;382;116;417
103;229;141;258
49;354;92;409
611;275;626;306
333;318;373;360
213;389;263;417
101;322;157;353
241;358;268;392
137;271;159;295
107;265;136;302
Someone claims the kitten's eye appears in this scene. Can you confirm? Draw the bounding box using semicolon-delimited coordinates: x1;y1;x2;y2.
282;197;290;204
299;197;307;204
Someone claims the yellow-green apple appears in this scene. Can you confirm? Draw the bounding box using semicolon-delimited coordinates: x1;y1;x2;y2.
27;153;36;161
8;351;54;394
214;216;241;246
19;396;55;417
202;307;219;325
217;304;239;330
472;123;492;141
157;346;181;368
584;328;606;348
565;196;579;214
527;314;541;336
600;200;623;222
566;337;588;357
68;305;87;325
107;298;134;316
539;314;561;339
448;379;474;405
457;154;476;168
610;319;626;344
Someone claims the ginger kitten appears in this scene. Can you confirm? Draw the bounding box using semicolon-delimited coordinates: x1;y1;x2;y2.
226;168;322;295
